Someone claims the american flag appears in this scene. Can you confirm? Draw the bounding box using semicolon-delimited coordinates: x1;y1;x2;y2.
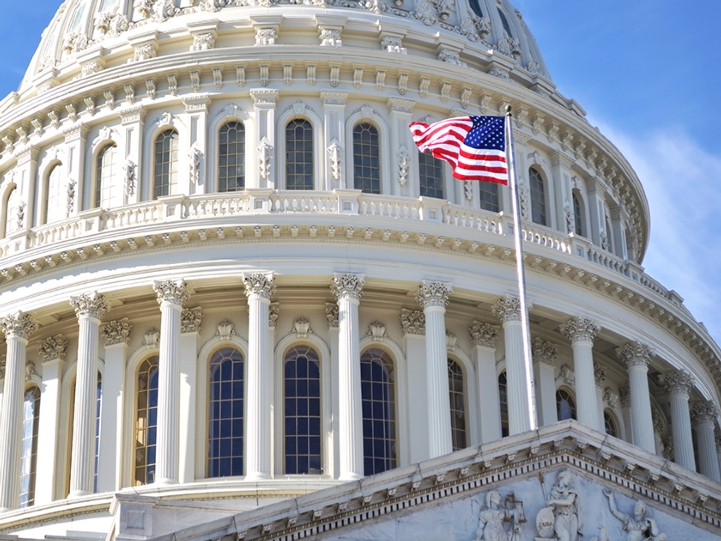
409;116;508;184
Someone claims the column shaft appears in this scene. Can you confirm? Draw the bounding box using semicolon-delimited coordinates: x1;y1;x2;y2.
572;341;600;430
424;306;452;457
534;362;558;427
97;342;126;492
628;366;655;453
246;295;272;479
697;422;721;481
476;345;502;442
669;394;695;470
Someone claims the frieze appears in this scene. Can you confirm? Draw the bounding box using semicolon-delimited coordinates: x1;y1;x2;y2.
102;319;132;346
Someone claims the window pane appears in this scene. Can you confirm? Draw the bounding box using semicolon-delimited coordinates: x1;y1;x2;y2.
479;181;500;212
95;143;119;208
45;163;65;224
556;389;577;421
418;150;444;199
208;348;244;477
353;123;380;194
361;349;396;475
5;187;19;236
604;410;617;437
573;193;584;236
498;372;509;437
219;122;245;192
153;130;179;199
529;167;547;225
19;387;40;508
135;356;159;486
448;359;467;451
286;120;314;190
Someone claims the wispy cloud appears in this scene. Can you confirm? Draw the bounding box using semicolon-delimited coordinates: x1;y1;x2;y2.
594;121;721;344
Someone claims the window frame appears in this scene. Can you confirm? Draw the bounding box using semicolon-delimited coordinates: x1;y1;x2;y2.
447;357;468;452
555;387;577;421
94;142;120;209
152;128;180;200
529;166;548;226
217;120;247;193
345;112;391;196
284;118;315;191
19;384;41;508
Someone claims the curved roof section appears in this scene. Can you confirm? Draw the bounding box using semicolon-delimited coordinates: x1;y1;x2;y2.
20;0;551;91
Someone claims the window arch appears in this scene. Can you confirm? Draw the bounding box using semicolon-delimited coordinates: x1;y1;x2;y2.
556;389;576;421
134;356;159;486
572;192;584;236
208;347;244;478
480;182;500;212
497;8;513;37
45;163;65;224
418;150;444;199
285;119;314;190
218;121;245;192
95;143;119;208
604;409;618;438
468;0;482;18
361;348;396;475
448;359;467;451
498;371;509;437
353;123;380;194
284;345;321;474
4;186;19;237
153;129;179;199
19;386;41;508
529;167;547;226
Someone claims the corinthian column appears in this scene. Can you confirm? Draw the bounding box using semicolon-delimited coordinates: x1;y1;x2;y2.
663;370;696;471
469;321;501;443
531;337;558;427
692;401;721;481
243;273;276;480
560;317;601;431
153;279;189;485
0;312;38;511
617;342;655;454
331;273;365;480
417;281;453;458
68;293;110;498
492;295;536;435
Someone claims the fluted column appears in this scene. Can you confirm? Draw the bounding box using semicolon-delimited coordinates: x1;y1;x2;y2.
331;273;365;480
469;322;501;443
401;309;429;462
0;312;38;511
715;434;721;477
179;308;202;484
68;293;109;498
559;317;601;431
692;401;721;481
663;370;696;471
243;273;275;480
619;387;633;444
531;338;558;427
153;280;189;485
492;295;535;435
325;304;341;478
417;281;453;458
617;342;655;454
594;363;606;431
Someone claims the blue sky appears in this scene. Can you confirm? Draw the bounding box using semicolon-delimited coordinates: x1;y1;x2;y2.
1;1;720;345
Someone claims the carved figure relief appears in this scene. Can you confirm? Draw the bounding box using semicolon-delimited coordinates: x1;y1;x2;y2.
328;141;342;182
189;146;203;184
603;490;666;541
474;490;525;541
396;148;409;186
536;470;580;541
124;159;136;197
258;137;273;181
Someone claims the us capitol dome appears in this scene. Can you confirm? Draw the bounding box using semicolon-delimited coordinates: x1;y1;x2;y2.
0;0;720;540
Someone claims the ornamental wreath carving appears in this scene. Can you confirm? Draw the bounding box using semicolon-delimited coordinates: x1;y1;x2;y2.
142;328;160;348
102;319;132;346
0;311;38;339
243;272;276;299
367;321;387;342
292;317;313;338
331;273;365;301
468;321;498;348
215;320;236;341
70;292;110;320
39;334;68;361
154;279;189;306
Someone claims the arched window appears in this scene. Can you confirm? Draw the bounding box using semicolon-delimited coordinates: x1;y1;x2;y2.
135;356;159;486
572;192;584;236
497;8;513;37
448;359;466;451
95;143;119;208
94;375;102;493
208;348;244;478
468;0;482;18
218;121;245;192
361;348;396;475
353;123;380;194
284;346;321;474
45;163;65;224
480;182;500;212
604;409;618;438
19;387;40;508
153;129;179;199
285;119;314;190
4;187;19;236
556;389;576;421
418;150;444;199
98;0;118;12
498;371;509;437
529;167;547;226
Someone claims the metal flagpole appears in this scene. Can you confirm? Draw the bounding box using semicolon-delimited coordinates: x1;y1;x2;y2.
504;105;538;431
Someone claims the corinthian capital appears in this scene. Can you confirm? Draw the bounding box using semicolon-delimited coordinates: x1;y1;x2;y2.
243;272;276;299
102;319;132;346
0;311;39;339
325;303;339;328
154;279;189;306
616;341;653;370
559;316;600;344
400;308;425;336
70;292;110;320
331;273;365;301
181;307;202;333
492;295;532;324
663;370;693;398
691;400;719;425
468;320;498;348
39;334;68;361
416;281;453;309
531;337;558;366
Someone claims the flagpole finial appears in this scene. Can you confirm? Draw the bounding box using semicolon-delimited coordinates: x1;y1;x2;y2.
505;104;513;117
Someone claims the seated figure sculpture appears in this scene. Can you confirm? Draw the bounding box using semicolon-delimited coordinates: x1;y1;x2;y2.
603;489;667;541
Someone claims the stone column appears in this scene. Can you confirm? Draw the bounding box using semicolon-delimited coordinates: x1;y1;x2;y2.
619;386;633;444
249;89;278;189
181;96;209;195
153;280;189;485
243;273;276;480
560;317;601;432
594;363;606;431
0;312;38;511
331;273;365;480
715;434;721;477
401;309;429;462
69;292;110;498
179;308;202;484
35;335;68;505
492;295;535;435
692;401;721;481
469;322;501;442
531;337;558;427
616;342;655;454
98;319;132;492
325;304;341;478
663;370;696;471
417;281;453;458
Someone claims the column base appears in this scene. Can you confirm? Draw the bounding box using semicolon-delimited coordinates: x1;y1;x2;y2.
153;477;179;486
339;472;363;481
244;472;272;482
67;489;92;499
0;507;11;514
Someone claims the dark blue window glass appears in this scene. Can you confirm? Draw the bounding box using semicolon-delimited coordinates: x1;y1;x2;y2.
556;389;576;421
208;348;244;477
284;346;322;474
498;371;509;438
361;349;396;475
418;150;444;199
448;359;467;451
286;119;314;190
135;356;159;486
94;376;102;493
